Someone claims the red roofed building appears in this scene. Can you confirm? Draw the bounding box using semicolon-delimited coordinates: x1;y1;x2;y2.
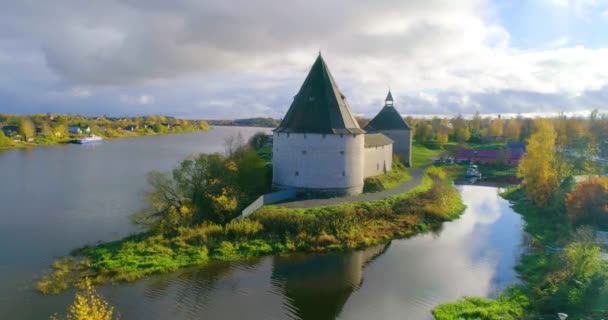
456;148;524;166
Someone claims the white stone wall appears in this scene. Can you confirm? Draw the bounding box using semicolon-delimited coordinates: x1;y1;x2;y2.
363;144;393;178
379;130;412;166
272;132;365;195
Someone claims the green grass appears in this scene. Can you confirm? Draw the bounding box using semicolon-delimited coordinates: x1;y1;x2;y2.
37;167;465;294
411;143;443;168
363;158;412;192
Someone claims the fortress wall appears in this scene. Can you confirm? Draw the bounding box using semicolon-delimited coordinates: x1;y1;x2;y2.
380;130;412;166
272;132;364;196
363;144;393;178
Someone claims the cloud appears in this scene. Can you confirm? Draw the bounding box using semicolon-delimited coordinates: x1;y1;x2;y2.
119;94;155;105
1;0;608;118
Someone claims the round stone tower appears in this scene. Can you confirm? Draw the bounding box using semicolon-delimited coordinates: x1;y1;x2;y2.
272;54;365;197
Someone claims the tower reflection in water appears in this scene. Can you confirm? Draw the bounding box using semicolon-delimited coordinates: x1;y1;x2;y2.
271;244;389;320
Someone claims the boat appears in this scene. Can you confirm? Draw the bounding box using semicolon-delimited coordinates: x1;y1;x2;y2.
465;164;482;178
74;135;103;144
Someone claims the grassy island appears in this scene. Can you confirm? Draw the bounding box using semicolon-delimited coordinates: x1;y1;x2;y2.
0;114;210;150
37;137;464;295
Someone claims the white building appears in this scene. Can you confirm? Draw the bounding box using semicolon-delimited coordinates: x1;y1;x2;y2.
272;54;399;197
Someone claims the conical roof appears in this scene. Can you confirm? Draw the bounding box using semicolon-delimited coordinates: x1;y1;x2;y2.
275;54;364;134
385;90;394;102
365;92;411;131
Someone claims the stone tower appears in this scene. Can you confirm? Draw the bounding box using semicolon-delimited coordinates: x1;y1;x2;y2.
272;54;366;197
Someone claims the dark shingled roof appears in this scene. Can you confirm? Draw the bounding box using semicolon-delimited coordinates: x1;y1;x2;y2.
274;54;364;134
385;90;394;102
365;95;411;131
364;133;394;148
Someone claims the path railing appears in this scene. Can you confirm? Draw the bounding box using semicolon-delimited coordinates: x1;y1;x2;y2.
235;189;297;220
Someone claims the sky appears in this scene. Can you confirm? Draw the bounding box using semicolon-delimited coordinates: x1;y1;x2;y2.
1;0;608;119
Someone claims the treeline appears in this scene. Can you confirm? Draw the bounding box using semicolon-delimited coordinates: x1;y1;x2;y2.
207;117;280;128
434;117;608;319
0;114;210;148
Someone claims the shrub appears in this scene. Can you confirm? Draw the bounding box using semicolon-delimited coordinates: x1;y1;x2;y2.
224;219;263;239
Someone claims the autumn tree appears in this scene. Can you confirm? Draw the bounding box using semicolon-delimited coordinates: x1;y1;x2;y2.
518;119;559;206
488;116;504;137
565;177;608;227
19;117;36;141
504;118;521;141
51;278;118;320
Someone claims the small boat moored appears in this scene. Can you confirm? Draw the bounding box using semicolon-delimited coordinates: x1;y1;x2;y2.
74;135;103;144
465;164;482;178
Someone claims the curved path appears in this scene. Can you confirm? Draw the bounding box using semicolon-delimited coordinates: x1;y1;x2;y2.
278;167;425;209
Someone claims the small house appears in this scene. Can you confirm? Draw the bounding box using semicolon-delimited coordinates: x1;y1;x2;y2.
1;125;19;137
507;141;526;152
456;148;524;166
68;126;82;134
124;125;137;131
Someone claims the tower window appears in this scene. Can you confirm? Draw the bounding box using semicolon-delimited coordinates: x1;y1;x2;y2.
340;150;345;155
301;150;307;155
322;134;326;139
295;171;299;176
342;171;346;176
287;133;290;138
340;134;344;138
303;133;307;139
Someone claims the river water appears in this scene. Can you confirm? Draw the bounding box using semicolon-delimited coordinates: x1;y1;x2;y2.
0;127;525;319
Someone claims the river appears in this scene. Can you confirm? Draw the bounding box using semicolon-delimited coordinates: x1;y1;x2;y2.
0;127;525;319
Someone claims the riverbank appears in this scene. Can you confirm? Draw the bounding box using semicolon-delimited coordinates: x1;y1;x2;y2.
0;114;210;150
433;185;608;320
37;166;465;295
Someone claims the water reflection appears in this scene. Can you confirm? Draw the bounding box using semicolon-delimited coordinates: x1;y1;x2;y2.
271;245;389;320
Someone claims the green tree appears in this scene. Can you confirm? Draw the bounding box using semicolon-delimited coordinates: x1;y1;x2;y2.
0;130;13;148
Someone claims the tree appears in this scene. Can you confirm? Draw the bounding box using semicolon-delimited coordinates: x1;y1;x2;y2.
20;118;36;141
133;147;271;230
504;118;521;141
436;132;449;145
488;117;504;137
565;177;608;227
248;132;271;150
518;119;559;206
51;278;118;320
0;130;12;148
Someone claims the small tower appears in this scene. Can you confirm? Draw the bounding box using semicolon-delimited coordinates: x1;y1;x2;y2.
365;90;413;166
385;90;394;107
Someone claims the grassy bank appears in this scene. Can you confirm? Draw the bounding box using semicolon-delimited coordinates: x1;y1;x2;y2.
363;157;412;192
37;167;465;294
432;186;608;320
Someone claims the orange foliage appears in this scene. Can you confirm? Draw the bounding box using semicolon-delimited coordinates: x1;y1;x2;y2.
565;177;608;227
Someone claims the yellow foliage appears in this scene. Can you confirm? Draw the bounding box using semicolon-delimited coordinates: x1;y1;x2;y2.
518;119;559;205
51;278;118;320
210;188;238;212
225;160;238;172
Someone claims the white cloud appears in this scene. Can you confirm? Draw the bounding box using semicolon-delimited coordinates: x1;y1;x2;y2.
119;94;155;105
1;0;608;117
